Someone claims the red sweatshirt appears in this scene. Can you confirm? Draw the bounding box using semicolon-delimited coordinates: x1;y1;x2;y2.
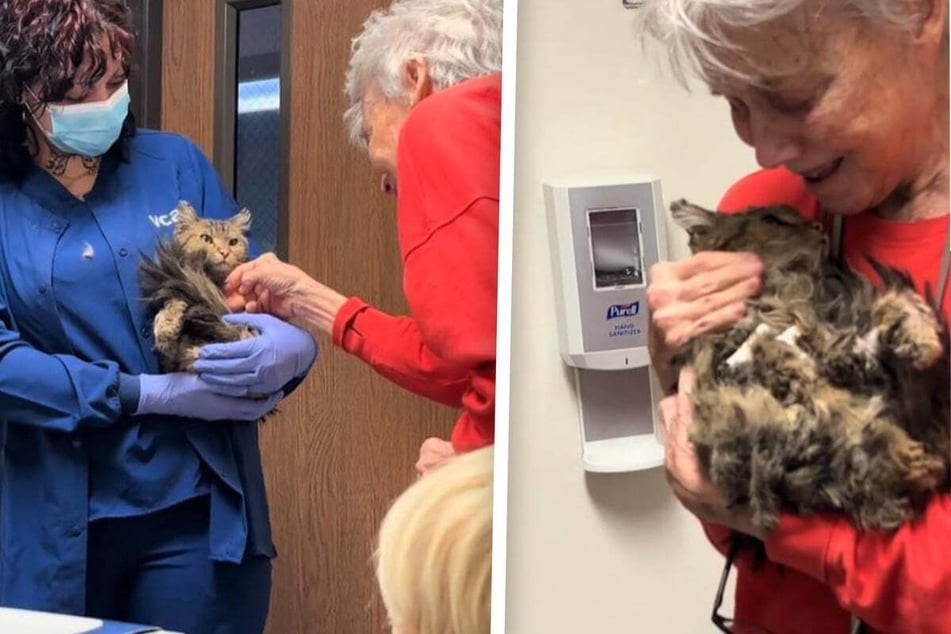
331;74;500;453
703;167;951;634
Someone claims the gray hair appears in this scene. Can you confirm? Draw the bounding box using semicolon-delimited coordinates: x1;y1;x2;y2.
635;0;929;85
343;0;503;147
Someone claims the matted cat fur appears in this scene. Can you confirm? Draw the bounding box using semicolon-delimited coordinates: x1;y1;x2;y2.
667;200;950;533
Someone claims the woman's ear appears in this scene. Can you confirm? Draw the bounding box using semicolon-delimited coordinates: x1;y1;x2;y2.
912;0;947;45
403;57;434;107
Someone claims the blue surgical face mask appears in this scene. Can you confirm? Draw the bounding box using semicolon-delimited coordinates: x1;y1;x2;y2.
32;81;131;157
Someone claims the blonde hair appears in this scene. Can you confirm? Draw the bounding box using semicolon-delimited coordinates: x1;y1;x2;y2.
375;446;494;634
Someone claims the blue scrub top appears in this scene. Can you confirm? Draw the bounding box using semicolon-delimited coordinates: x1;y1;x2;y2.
0;131;276;615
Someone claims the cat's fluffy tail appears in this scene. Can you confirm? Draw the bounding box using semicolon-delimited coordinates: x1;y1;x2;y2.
138;240;230;315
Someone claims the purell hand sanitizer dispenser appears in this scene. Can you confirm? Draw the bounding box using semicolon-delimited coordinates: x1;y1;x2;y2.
545;171;667;472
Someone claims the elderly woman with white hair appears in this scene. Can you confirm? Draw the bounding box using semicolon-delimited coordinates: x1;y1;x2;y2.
639;0;949;632
218;0;503;474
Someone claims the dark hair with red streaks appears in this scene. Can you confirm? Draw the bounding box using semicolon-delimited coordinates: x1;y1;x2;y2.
0;0;138;182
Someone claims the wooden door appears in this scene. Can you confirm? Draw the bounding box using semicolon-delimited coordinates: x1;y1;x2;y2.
159;2;458;632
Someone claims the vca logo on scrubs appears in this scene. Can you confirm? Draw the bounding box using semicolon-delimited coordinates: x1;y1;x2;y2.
606;301;640;320
148;206;183;228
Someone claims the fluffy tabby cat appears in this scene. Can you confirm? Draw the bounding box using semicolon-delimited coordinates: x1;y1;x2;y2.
668;200;950;533
139;201;257;373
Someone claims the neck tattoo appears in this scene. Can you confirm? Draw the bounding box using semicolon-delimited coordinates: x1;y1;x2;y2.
44;142;100;179
46;145;70;177
81;155;100;174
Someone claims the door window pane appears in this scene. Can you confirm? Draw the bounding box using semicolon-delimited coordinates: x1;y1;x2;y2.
235;3;282;254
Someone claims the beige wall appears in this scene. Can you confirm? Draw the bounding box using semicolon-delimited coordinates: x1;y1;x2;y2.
504;1;759;631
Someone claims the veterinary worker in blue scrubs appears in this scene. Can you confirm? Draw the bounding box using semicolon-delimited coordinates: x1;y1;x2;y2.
0;1;317;632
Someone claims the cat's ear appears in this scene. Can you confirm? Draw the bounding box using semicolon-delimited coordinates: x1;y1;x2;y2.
670;199;716;236
230;208;252;233
174;201;200;229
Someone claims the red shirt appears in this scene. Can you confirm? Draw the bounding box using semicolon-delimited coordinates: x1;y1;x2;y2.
706;167;951;634
331;74;500;453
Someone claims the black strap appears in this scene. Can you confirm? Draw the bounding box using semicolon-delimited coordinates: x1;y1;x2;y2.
937;233;950;308
851;615;868;634
830;213;844;263
816;208;843;260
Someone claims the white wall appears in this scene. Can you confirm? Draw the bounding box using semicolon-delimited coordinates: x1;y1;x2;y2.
504;2;759;632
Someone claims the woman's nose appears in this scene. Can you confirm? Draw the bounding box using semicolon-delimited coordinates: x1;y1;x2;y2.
750;114;803;169
380;173;396;196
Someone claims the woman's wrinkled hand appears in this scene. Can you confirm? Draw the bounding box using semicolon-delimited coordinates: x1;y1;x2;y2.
224;253;347;335
658;367;765;539
647;251;763;390
224;253;308;318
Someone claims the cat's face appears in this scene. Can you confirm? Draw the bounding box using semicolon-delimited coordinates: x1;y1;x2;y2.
174;202;251;277
670;200;828;273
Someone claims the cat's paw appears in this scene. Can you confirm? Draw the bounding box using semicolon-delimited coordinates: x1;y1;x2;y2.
855;439;945;530
875;289;944;370
749;337;818;404
153;300;188;350
181;346;201;372
899;442;947;494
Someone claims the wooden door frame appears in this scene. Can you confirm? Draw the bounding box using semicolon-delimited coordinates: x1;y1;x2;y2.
128;0;164;129
213;0;291;260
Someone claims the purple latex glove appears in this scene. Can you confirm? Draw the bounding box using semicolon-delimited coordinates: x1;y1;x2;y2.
193;313;318;396
136;373;282;421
